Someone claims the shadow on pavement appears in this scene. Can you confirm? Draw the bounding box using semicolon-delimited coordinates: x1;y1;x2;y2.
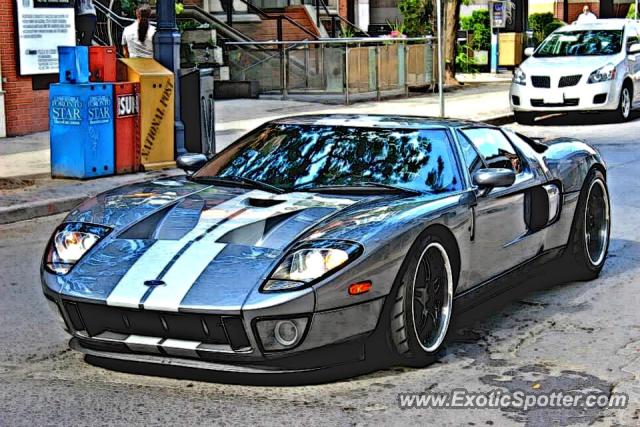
86;239;636;387
532;111;640;126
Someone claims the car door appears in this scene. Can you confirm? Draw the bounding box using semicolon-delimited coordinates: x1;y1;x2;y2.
628;25;640;103
456;127;543;286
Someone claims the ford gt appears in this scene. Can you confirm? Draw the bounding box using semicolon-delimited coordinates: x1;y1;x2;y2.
41;115;610;375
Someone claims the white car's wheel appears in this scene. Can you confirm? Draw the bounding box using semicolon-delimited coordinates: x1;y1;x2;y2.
615;84;632;122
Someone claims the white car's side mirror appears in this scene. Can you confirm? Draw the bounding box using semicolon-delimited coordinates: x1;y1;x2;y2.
524;47;535;57
629;43;640;54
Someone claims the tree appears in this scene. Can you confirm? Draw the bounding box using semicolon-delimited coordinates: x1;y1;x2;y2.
443;0;462;84
398;0;462;84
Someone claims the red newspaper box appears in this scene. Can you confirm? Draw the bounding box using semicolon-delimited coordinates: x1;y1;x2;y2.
114;82;141;173
89;46;117;82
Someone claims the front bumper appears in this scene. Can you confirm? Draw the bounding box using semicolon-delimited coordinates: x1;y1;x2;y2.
42;282;385;371
510;80;620;112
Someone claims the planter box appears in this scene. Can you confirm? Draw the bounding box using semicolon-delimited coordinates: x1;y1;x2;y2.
181;29;217;45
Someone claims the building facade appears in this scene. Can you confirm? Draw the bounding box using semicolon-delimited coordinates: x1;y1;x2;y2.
0;1;52;137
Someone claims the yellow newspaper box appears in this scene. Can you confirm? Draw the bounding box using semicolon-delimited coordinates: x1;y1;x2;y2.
118;58;175;170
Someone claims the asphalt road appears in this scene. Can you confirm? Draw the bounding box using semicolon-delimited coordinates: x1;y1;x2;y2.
1;116;640;426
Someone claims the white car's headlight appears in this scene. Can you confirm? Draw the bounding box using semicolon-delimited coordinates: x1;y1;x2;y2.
513;68;526;86
588;63;616;83
262;241;363;292
44;223;111;275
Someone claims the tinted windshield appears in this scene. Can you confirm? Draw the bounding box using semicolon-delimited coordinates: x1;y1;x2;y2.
194;124;462;194
534;30;623;57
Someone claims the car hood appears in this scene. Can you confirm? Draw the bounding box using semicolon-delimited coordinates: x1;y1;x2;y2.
520;54;619;76
56;176;389;311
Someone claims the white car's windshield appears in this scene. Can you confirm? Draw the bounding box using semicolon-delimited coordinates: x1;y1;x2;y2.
535;30;623;57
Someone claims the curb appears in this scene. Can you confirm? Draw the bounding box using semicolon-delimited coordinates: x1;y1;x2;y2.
0;195;84;225
0;114;515;225
0;169;183;225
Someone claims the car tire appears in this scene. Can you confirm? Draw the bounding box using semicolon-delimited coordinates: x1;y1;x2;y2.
388;232;456;367
614;84;633;122
562;169;611;281
514;111;536;125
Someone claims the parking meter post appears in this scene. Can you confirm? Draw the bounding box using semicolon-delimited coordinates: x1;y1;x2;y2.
154;0;187;157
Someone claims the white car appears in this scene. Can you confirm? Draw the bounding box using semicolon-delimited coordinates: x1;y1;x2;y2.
510;19;640;124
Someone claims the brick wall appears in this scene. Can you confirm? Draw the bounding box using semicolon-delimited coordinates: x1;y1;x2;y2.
234;6;320;41
0;1;50;136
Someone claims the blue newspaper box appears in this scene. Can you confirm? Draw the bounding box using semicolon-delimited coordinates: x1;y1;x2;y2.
58;46;90;84
49;83;115;179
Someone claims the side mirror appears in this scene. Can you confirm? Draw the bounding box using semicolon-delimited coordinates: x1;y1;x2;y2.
176;153;207;173
473;168;516;190
628;43;640;54
524;47;535;57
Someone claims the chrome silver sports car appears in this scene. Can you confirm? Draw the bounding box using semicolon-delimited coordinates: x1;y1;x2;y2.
41;115;610;375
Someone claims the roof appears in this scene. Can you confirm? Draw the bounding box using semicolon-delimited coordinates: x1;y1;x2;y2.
557;19;635;32
270;114;493;129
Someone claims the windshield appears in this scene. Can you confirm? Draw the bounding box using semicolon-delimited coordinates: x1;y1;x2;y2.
194;124;463;194
534;30;623;57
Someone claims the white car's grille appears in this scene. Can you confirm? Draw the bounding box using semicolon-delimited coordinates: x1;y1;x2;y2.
531;76;551;88
559;75;582;88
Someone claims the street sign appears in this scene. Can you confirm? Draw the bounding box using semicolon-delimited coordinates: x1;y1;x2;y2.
490;1;508;29
15;0;76;75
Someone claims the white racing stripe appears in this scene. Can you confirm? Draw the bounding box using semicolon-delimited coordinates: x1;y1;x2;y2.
142;194;314;312
106;190;268;308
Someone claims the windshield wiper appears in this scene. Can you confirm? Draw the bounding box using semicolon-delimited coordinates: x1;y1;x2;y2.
355;181;422;195
295;182;421;195
191;175;285;194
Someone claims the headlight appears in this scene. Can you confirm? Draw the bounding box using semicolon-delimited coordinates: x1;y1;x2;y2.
44;223;111;275
513;68;526;85
588;64;616;83
261;240;363;292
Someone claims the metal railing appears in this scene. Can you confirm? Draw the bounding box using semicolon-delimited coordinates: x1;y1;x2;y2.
94;0;135;54
226;36;436;104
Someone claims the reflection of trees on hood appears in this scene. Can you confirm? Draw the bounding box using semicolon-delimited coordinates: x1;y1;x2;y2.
217;125;459;193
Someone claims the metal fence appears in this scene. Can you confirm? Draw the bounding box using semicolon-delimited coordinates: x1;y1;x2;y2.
226;37;437;104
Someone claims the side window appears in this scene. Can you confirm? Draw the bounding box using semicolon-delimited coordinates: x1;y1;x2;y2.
457;131;486;175
460;128;524;174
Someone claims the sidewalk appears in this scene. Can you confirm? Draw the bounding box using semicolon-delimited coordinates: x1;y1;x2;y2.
0;82;512;224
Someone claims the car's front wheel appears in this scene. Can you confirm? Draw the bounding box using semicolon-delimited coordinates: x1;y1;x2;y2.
389;233;455;367
614;84;633;122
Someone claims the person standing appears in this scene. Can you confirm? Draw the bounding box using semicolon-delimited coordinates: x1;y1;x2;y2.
75;0;97;46
121;4;156;58
575;5;598;23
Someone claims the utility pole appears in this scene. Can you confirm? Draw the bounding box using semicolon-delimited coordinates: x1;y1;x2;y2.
154;0;187;157
436;0;444;117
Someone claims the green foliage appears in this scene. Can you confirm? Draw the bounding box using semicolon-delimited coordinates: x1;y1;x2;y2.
455;50;478;73
177;19;200;32
628;4;636;19
543;20;565;37
339;24;355;38
120;0;140;17
461;10;490;51
397;0;434;37
528;12;563;45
